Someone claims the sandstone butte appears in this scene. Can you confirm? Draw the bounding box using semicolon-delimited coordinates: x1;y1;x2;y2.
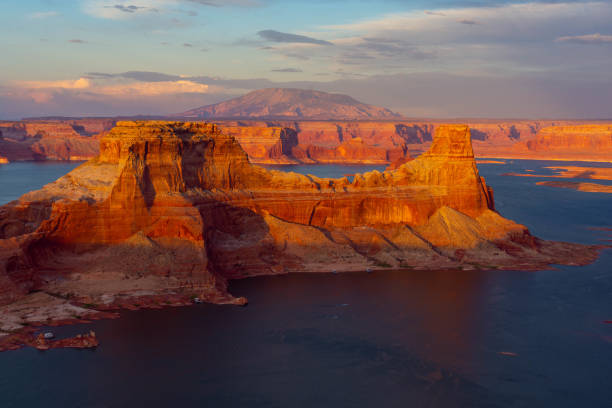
0;121;603;346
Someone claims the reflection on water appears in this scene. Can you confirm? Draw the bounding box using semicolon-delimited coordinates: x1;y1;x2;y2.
0;159;610;407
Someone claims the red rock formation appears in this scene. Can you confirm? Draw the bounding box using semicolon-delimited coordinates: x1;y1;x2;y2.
4;118;610;165
0;121;102;161
511;125;612;161
291;138;410;164
0;121;601;320
218;125;298;164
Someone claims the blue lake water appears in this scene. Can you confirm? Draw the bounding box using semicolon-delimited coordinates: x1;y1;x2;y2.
0;159;611;407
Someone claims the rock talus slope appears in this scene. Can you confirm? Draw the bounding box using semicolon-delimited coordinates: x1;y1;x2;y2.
0;122;601;322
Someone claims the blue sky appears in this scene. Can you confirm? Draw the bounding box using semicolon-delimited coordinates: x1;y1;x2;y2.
1;0;612;119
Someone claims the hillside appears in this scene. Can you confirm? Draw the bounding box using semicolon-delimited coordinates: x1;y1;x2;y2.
178;88;402;120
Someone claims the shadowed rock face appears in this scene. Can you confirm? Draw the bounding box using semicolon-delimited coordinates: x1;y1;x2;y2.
0;121;600;309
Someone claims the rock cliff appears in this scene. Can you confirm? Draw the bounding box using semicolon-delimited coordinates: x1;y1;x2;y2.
0;121;600;327
0;120;112;161
513;125;612;161
217;125;299;164
3;119;610;164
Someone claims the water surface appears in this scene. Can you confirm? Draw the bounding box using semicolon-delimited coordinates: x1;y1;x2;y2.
0;161;83;204
0;160;611;407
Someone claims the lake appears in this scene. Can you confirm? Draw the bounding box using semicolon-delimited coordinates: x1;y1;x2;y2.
0;160;611;407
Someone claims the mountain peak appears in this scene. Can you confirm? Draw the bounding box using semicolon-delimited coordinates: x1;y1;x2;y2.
178;88;402;120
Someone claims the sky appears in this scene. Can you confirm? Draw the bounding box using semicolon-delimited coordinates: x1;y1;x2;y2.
1;0;612;119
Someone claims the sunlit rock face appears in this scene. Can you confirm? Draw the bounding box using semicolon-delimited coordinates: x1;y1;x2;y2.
0;121;112;161
0;121;599;307
523;125;612;153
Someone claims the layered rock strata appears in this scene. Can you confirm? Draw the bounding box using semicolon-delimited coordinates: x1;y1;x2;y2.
0;122;601;331
3;119;610;164
0;121;111;161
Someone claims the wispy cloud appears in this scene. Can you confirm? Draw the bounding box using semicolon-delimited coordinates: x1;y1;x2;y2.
68;39;88;44
556;33;612;44
29;11;60;19
271;68;303;73
113;4;150;13
83;0;258;20
257;29;333;45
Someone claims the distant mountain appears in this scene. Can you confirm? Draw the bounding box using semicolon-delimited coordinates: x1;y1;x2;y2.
177;88;402;120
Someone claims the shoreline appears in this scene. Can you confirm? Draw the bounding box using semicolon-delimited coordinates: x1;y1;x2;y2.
3;250;610;353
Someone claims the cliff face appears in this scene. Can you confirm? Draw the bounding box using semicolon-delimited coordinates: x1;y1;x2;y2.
0;121;598;314
217;125;299;164
517;125;612;160
0;120;113;161
3;119;610;164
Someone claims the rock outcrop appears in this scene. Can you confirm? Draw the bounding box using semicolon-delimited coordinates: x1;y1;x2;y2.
0;122;601;324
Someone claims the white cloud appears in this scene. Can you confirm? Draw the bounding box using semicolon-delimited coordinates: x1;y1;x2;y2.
9;77;209;105
18;78;92;90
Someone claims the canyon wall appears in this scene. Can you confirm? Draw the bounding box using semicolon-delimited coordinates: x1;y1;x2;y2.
2;119;610;164
0;121;598;310
513;125;612;161
0;120;114;161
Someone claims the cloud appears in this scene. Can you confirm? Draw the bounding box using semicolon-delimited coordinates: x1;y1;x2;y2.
12;76;208;99
183;43;193;47
68;39;87;44
556;33;612;44
271;68;303;73
185;0;258;5
4;70;612;119
99;80;208;95
18;78;92;90
83;0;257;20
309;1;612;74
257;30;333;45
113;5;148;13
29;11;60;19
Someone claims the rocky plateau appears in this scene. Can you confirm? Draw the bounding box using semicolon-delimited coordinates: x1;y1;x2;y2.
0;121;603;350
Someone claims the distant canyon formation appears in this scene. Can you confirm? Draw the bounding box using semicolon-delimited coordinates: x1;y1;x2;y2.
0;122;600;314
1;119;611;164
